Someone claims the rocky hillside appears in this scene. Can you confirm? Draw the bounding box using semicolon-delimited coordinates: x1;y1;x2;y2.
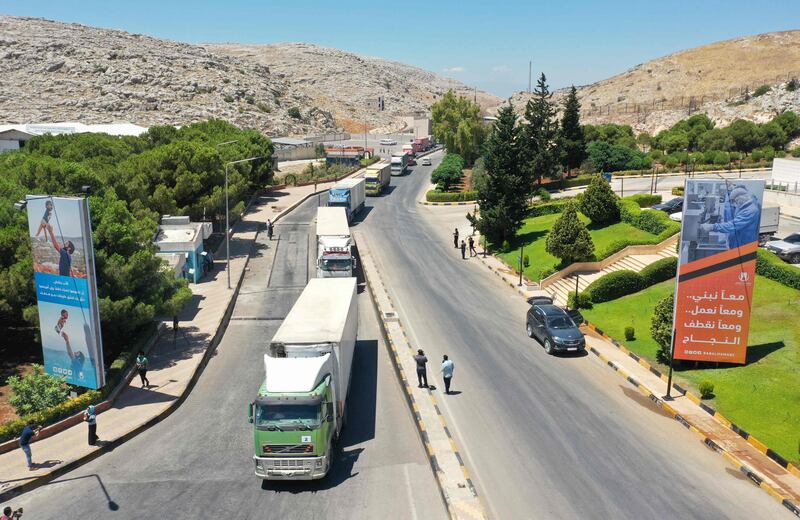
208;43;501;133
505;30;800;134
0;16;337;135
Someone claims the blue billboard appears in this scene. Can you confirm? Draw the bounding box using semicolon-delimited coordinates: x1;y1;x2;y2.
26;195;105;389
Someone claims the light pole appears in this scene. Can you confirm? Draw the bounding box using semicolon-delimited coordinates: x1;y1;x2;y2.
224;156;263;289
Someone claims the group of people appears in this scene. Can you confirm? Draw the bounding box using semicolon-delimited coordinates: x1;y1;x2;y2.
413;349;456;394
453;228;478;259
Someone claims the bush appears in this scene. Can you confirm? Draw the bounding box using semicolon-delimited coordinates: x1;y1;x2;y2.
0;389;103;443
651;294;675;364
699;381;715;399
288;107;302;119
624;326;635;341
546;200;595;264
7;365;70;416
753;85;771;97
257;102;271;113
756;249;800;290
618;199;680;237
223;95;234;103
523;254;530;267
625;193;662;208
568;291;593;310
584;270;644;303
537;187;551;201
431;153;465;191
425;190;478;202
639;256;678;285
672;186;685;196
787;78;799;92
528;200;570;217
580;174;620;224
562;174;594;189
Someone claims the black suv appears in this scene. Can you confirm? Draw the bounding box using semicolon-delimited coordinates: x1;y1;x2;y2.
650;197;683;214
526;298;585;354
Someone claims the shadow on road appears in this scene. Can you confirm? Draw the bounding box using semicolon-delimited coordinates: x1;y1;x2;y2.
341;339;377;448
350;206;374;226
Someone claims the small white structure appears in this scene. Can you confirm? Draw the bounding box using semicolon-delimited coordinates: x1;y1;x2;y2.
771;157;800;190
153;216;212;283
0;122;148;153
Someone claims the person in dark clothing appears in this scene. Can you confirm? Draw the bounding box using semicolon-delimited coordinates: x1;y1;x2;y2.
468;236;477;257
47;226;75;277
267;219;274;241
84;405;97;445
414;349;429;388
453;228;459;248
460;240;467;259
135;350;150;387
19;422;41;469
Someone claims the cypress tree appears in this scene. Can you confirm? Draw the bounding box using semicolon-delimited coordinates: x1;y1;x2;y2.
545;200;594;264
580;174;620;224
477;103;526;245
521;73;561;190
559;86;586;172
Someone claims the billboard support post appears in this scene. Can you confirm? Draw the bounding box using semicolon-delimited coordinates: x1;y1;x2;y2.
664;333;677;400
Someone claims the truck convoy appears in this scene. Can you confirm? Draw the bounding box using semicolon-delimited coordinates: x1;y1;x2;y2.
327;177;366;223
316;207;355;278
390;153;409;176
364;161;391;196
250;277;358;480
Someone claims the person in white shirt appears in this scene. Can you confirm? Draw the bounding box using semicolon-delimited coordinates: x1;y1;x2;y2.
440;355;455;394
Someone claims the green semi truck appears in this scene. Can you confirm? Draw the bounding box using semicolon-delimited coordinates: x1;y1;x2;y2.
249;277;357;480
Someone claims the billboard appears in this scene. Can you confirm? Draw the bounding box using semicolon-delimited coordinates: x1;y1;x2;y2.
26;195;105;389
673;179;765;364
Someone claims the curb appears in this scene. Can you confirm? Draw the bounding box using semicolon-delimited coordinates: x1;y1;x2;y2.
0;187;328;503
356;234;488;520
418;201;477;207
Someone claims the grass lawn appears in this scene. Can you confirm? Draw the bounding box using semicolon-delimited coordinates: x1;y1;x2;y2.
498;213;658;280
583;276;800;465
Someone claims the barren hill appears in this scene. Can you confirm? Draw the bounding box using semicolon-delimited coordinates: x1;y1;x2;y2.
208;42;501;133
0;16;337;135
506;30;800;134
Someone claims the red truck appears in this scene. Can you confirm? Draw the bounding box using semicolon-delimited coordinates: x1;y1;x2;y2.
412;137;430;154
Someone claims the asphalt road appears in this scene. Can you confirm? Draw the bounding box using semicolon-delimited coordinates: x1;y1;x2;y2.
10;194;446;519
356;152;790;519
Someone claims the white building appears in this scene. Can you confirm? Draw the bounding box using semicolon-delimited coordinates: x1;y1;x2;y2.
0;122;148;152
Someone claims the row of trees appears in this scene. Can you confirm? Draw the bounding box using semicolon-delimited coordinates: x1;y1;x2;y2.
0;119;273;361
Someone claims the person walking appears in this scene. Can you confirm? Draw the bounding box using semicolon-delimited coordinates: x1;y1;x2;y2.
468;236;477;257
414;349;429;388
136;350;150;387
440;355;455;394
19;422;41;470
453;228;459;248
460;240;467;259
267;219;274;241
84;405;98;446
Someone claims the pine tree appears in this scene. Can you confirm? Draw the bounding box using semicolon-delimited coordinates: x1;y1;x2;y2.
559;86;586;172
651;294;675;364
477;104;526;245
521;73;561;190
545;200;594;264
580;174;620;224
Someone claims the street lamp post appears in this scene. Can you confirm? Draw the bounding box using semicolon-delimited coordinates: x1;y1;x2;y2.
224;156;263;289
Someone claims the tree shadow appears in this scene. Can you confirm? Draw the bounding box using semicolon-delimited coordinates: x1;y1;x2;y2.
513;229;549;247
176;294;205;321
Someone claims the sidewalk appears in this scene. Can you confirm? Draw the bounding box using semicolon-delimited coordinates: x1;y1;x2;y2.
0;178;345;501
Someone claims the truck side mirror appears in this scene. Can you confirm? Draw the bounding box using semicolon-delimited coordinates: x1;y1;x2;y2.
248;402;254;424
352;258;357;270
326;415;334;423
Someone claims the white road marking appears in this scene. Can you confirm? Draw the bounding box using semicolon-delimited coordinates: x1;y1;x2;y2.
403;463;420;520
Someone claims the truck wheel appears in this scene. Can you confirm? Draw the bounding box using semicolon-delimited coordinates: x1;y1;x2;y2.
791;253;800;264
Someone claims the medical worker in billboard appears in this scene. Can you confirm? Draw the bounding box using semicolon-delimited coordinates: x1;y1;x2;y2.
700;184;761;250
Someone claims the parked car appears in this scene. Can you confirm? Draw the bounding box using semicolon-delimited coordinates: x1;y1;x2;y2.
650;197;683;214
526;298;586;354
379;138;397;146
764;233;800;264
421;157;432;166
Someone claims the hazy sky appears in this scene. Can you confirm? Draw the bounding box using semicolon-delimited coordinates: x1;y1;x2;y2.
3;1;799;97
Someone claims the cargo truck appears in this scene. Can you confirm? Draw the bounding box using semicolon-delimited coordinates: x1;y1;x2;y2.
250;277;358;480
327;177;366;223
364;161;391;196
401;143;416;165
413;137;429;154
390;153;409;176
316;207;355;278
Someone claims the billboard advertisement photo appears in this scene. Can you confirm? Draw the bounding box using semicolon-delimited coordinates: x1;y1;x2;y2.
26;195;105;389
673;179;765;365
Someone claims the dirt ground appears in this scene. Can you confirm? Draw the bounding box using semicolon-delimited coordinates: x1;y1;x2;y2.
0;326;41;422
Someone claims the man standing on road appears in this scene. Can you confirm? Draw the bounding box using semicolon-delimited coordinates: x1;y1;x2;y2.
267;219;274;241
460;240;467;260
414;349;429;388
440;355;455;394
468;236;477;257
453;228;459;248
19;422;41;470
84;404;98;446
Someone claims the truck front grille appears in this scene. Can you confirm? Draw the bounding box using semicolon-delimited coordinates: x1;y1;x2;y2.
262;444;314;455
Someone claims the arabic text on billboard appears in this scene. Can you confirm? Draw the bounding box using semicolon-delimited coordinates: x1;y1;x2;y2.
27;195;105;389
673;179;764;364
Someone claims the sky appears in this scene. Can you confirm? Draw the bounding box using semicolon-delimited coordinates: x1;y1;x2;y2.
3;1;800;97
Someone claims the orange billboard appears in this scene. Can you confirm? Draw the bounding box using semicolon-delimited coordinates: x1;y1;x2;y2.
673;179;764;364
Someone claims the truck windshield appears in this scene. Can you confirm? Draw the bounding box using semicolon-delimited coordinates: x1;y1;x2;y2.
320;258;352;271
329;201;349;208
365;178;378;185
256;403;321;430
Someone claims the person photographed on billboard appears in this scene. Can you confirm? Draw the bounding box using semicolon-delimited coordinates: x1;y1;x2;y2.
54;309;86;381
699;184;760;250
34;200;54;243
46;223;76;277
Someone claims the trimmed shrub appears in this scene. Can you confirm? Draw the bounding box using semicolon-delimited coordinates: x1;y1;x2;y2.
584;270;644;303
618;199;681;238
580;174;620;224
639;256;678;286
528;200;570;217
0;389;103;443
624;326;635;341
756;249;800;290
672;186;685;196
568;291;593;310
537;187;551;201
425;190;478;202
625;193;662;208
523;254;530;267
546;200;595;264
562;175;594;189
699;381;715;399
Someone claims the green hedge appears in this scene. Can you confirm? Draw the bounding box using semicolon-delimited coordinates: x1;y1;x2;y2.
562;175;594;189
624;194;662;208
584;270;644;303
426;190;478;202
618;199;680;238
528;200;570;217
640;256;678;285
756;249;800;290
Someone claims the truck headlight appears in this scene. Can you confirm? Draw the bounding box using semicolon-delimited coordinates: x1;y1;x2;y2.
315;459;324;469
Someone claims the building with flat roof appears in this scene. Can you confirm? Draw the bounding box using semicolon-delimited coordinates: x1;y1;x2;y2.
153;216;212;284
0;122;148;153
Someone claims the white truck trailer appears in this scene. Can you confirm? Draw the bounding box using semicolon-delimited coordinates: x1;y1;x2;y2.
250;277;358;480
316;206;355;278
